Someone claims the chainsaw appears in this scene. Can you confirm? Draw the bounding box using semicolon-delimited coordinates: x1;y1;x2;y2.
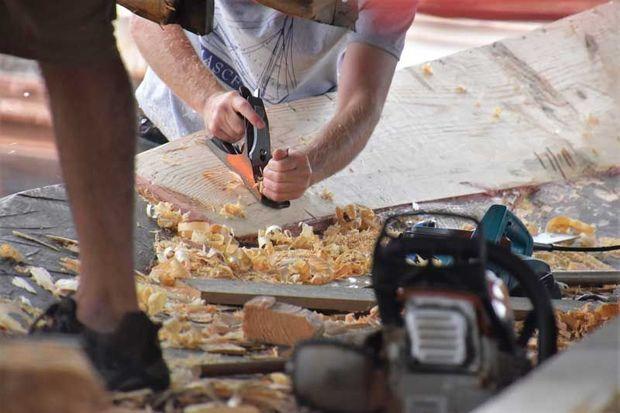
290;211;558;413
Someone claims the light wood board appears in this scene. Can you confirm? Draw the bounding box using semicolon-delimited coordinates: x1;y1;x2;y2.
136;2;620;238
473;317;620;413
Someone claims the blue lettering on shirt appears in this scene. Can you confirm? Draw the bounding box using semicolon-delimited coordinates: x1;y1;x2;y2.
201;45;244;90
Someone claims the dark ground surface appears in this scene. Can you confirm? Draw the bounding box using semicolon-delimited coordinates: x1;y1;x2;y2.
0;175;617;311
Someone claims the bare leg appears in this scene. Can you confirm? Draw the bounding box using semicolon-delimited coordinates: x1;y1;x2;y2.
40;56;138;332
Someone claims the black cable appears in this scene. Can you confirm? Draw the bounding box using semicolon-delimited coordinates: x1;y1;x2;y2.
533;242;620;252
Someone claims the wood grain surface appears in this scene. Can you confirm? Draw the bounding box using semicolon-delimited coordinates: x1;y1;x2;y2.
136;2;620;238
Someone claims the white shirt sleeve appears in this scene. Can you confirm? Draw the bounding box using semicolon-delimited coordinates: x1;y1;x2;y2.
348;0;418;59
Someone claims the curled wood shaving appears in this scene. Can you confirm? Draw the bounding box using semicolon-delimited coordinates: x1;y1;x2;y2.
546;215;595;236
219;200;246;219
149;258;191;286
555;303;619;349
0;243;24;262
147;202;188;229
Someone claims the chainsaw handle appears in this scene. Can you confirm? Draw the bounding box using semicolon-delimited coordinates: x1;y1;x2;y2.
486;243;558;362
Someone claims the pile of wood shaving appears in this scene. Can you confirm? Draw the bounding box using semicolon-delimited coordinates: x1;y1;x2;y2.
150;204;379;286
555;303;619;350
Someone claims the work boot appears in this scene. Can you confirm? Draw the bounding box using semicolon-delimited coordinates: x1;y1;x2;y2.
29;296;83;334
83;312;170;392
30;298;170;392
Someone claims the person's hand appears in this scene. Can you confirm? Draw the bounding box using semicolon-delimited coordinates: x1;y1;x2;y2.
262;149;313;201
203;91;265;142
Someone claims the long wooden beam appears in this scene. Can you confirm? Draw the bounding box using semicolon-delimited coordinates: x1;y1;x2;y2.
186;278;589;317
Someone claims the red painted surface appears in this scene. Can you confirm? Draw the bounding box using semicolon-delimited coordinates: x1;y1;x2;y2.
417;0;607;20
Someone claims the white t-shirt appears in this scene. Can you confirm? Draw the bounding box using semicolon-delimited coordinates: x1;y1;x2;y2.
136;0;417;140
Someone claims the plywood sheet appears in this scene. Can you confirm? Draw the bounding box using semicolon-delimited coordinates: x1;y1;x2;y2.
136;2;620;238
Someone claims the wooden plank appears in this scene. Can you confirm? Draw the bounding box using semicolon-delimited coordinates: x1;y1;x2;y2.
473;317;620;413
0;338;108;413
186;278;589;317
135;2;620;238
188;278;377;313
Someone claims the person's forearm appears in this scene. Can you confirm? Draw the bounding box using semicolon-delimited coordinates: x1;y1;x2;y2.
130;16;223;113
305;93;383;184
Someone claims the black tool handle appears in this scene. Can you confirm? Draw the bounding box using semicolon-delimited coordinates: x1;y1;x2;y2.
239;86;290;209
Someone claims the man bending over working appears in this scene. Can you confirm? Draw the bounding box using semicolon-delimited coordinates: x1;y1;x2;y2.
1;0;169;390
132;0;418;202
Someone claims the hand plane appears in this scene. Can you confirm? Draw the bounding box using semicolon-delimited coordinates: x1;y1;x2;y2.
205;86;290;209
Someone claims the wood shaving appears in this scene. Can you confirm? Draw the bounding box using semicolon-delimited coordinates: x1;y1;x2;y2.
149;258;191;286
153;205;379;286
28;266;57;296
586;113;599;127
45;235;79;253
54;278;79;296
492;107;503;119
0;243;24;262
422;63;433;76
11;277;36;294
555;303;619;349
60;257;80;274
0;311;26;334
12;230;60;251
455;85;467;94
320;188;334;201
219;200;246;219
147;202;188;229
546;215;595;236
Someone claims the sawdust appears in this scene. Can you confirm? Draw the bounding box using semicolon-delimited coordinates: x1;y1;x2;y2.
0;243;24;263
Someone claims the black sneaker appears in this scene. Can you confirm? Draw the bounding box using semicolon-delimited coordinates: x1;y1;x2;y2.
82;312;170;392
29;297;83;334
30;299;170;392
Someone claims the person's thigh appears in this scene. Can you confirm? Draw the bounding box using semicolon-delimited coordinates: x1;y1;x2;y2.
1;0;119;64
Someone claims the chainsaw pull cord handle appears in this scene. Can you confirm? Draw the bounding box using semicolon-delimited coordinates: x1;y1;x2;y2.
486;242;558;362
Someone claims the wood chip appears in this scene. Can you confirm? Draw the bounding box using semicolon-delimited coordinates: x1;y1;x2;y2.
219;201;246;219
11;277;36;294
28;266;57;295
55;278;79;296
422;63;433;76
12;231;60;251
0;243;24;262
243;296;324;346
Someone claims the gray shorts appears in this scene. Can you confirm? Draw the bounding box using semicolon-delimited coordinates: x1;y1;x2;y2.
0;0;118;64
